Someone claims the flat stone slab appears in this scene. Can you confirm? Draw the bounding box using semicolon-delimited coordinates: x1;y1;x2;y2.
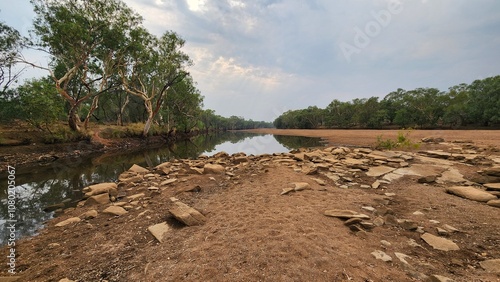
446;186;497;202
366;166;396;177
487;199;500;208
484;183;500;191
483;166;500;177
160;179;178;186
148;222;170;243
371;250;392;262
421;233;459;251
479;259;500;273
169;198;206;226
103;206;128;216
55;217;81;227
83;182;118;197
203;164;225;174
128;164;150;173
324;209;370;220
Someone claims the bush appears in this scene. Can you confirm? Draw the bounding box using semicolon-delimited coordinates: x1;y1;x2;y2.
42;126;91;144
376;128;420;150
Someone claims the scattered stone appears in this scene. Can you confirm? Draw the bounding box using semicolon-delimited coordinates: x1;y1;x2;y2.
80;209;98;220
484;183;500;191
148;222;170;243
359;221;375;230
421;233;459;251
324;209;370;220
280;187;295;195
344;218;363;226
58;279;76;282
371;181;381;189
424;150;452;159
437;168;467;184
311;178;326;186
446;186;497;202
483;166;500;177
418;175;437;183
188;167;204;174
160;178;178;186
128;164;150;174
384;214;399;226
373;217;385;226
422;137;445;143
436;227;448;236
371;250;392;262
47;243;61;249
103;206;128;216
84;193;110;206
442;224;459;233
412;211;424;216
361;206;375;212
479;259;500;273
203;164;225;174
399;220;418;231
292;182;311;191
366;166;396;177
384;193;396;197
487;199;500;208
408;238;423;248
55;217;81;227
395;252;411;265
380;240;391;247
127;193;145;201
429;274;454;282
429;220;440;224
169;198;206;226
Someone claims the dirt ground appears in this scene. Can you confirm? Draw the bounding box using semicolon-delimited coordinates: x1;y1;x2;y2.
1;129;500;282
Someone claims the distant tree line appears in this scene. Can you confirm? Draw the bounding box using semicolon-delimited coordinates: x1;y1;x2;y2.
0;0;271;138
274;75;500;129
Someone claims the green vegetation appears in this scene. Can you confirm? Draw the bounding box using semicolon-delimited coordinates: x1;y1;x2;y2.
375;129;420;150
274;76;500;129
0;0;272;143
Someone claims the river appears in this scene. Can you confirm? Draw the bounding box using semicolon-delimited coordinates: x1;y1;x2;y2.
0;132;322;244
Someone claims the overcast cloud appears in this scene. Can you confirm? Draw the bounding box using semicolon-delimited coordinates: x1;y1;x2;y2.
1;0;500;121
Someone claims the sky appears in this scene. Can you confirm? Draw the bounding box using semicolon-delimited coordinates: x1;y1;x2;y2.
1;0;500;122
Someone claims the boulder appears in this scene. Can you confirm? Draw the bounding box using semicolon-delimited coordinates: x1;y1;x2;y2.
446;186;497;202
103;206;128;216
203;164;225;174
169;198;206;226
55;217;81;227
83;182;118;197
85;193;110;206
420;233;459;251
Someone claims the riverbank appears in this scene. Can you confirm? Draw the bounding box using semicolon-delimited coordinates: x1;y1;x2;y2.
1;138;499;281
244;128;500;147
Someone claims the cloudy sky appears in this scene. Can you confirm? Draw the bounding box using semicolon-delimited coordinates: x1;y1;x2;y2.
1;0;500;121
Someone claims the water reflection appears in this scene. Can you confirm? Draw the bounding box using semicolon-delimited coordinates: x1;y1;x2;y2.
0;132;322;244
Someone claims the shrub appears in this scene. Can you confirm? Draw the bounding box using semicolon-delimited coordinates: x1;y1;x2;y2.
376;128;420;150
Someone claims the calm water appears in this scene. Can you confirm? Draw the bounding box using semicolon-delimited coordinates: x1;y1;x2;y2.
0;132;322;244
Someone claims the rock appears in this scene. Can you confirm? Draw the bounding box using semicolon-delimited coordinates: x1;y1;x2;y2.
148;222;170;243
436;168;467;184
471;175;500;184
103;206;128;216
446;186;497;202
424;151;452;159
188;167;204;174
361;206;375;212
292;182;311;191
280;187;295;195
413;211;424;216
324;209;370;220
479;259;500;273
359;221;375;230
83;182;118;197
371;250;392;262
233;156;249;164
384;214;399;226
380;240;391;247
128;164;150;174
421;233;459;251
344;218;363;226
43;202;66;212
436;227;448;236
203;163;225;174
428;275;454;282
311;178;326;186
484;183;500;191
399;220;418;231
48;243;61;249
418;175;437;183
55;217;81;227
483;166;500;177
184;185;202;193
58;279;76;282
371;180;381;189
169;198;206;226
421;137;445;143
487;199;500;208
80;209;98;219
442;224;459;233
160;179;178;186
395;252;411;265
127;193;145;200
85;193;110;206
373;217;385;226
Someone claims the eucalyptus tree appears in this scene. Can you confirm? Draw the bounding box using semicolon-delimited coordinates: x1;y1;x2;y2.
29;0;142;131
0;22;27;93
118;27;190;136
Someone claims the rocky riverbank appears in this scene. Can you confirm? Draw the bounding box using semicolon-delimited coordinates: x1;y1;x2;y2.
1;139;500;281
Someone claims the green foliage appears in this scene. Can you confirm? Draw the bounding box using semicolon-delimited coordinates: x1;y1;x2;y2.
375;129;420;150
41;125;91;144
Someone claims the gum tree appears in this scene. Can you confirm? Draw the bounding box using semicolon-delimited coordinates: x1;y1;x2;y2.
118;28;190;137
29;0;142;131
